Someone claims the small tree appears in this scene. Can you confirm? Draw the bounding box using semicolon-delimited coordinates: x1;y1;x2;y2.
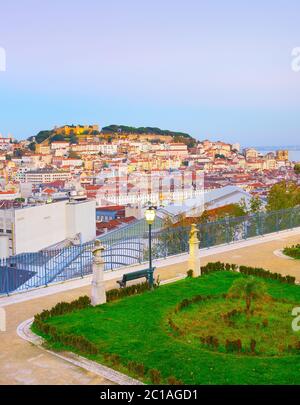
228;277;266;316
238;197;248;215
294;163;300;176
266;181;300;211
70;134;78;144
249;195;263;214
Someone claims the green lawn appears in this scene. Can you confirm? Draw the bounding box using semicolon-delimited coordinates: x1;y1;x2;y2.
34;272;300;384
172;295;298;356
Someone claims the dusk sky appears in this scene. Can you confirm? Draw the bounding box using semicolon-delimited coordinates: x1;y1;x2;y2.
0;0;300;145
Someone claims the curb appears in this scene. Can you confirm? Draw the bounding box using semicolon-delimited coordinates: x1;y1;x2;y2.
273;249;296;260
17;318;144;386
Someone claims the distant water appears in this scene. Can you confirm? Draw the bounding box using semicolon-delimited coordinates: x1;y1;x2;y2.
288;151;300;162
257;149;300;163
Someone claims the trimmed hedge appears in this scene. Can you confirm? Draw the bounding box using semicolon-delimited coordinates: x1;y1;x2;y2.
283;244;300;260
175;294;214;313
34;296;91;322
33;296;98;355
33;318;99;355
201;262;295;285
201;262;238;275
239;265;295;284
106;281;153;302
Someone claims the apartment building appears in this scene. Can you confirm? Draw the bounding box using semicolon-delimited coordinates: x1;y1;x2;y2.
36;144;51;154
0;137;11;151
51;141;70;150
243;148;259;160
24;170;71;184
0;198;96;257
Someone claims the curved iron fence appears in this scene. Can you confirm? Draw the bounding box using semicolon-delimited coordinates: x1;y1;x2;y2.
1;207;300;296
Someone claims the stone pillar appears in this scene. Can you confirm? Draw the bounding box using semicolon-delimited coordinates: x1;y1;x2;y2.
188;224;201;277
91;240;106;306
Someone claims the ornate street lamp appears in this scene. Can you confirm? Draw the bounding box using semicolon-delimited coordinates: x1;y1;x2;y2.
144;206;156;288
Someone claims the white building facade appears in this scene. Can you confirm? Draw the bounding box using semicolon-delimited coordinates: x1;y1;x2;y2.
0;199;96;257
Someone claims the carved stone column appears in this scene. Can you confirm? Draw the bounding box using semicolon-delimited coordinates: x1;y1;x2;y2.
91;240;106;306
188;224;201;277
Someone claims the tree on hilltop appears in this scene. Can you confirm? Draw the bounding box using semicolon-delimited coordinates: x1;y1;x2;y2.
294;163;300;176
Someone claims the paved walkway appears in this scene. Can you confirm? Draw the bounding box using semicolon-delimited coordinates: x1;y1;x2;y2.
0;230;300;385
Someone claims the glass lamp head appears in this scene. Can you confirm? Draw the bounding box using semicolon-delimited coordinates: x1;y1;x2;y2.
145;206;156;225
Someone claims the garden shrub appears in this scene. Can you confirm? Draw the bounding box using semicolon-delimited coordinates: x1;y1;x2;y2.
200;336;219;350
135;363;145;377
186;269;194;278
168;318;181;335
149;369;161;384
221;309;242;326
225;339;242;353
262;319;269;328
201;262;237;275
250;339;256;354
127;360;145;377
167;376;183;385
104;353;121;366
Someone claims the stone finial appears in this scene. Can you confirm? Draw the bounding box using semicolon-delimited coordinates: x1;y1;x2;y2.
189;223;199;243
93;239;105;256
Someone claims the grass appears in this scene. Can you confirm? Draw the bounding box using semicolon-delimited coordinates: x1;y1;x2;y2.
33;271;300;384
172;296;298;356
283;244;300;260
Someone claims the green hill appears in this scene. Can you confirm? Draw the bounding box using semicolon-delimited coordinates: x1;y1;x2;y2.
28;124;196;146
101;124;193;139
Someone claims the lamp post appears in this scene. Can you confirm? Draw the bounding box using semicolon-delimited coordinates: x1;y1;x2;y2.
145;206;156;288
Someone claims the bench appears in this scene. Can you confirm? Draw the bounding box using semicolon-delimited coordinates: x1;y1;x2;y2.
117;267;156;288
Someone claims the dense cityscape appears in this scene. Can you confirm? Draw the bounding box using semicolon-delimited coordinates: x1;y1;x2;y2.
0;123;299;260
2;0;300;395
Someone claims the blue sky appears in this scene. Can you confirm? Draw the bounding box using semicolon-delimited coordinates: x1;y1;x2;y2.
0;0;300;145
